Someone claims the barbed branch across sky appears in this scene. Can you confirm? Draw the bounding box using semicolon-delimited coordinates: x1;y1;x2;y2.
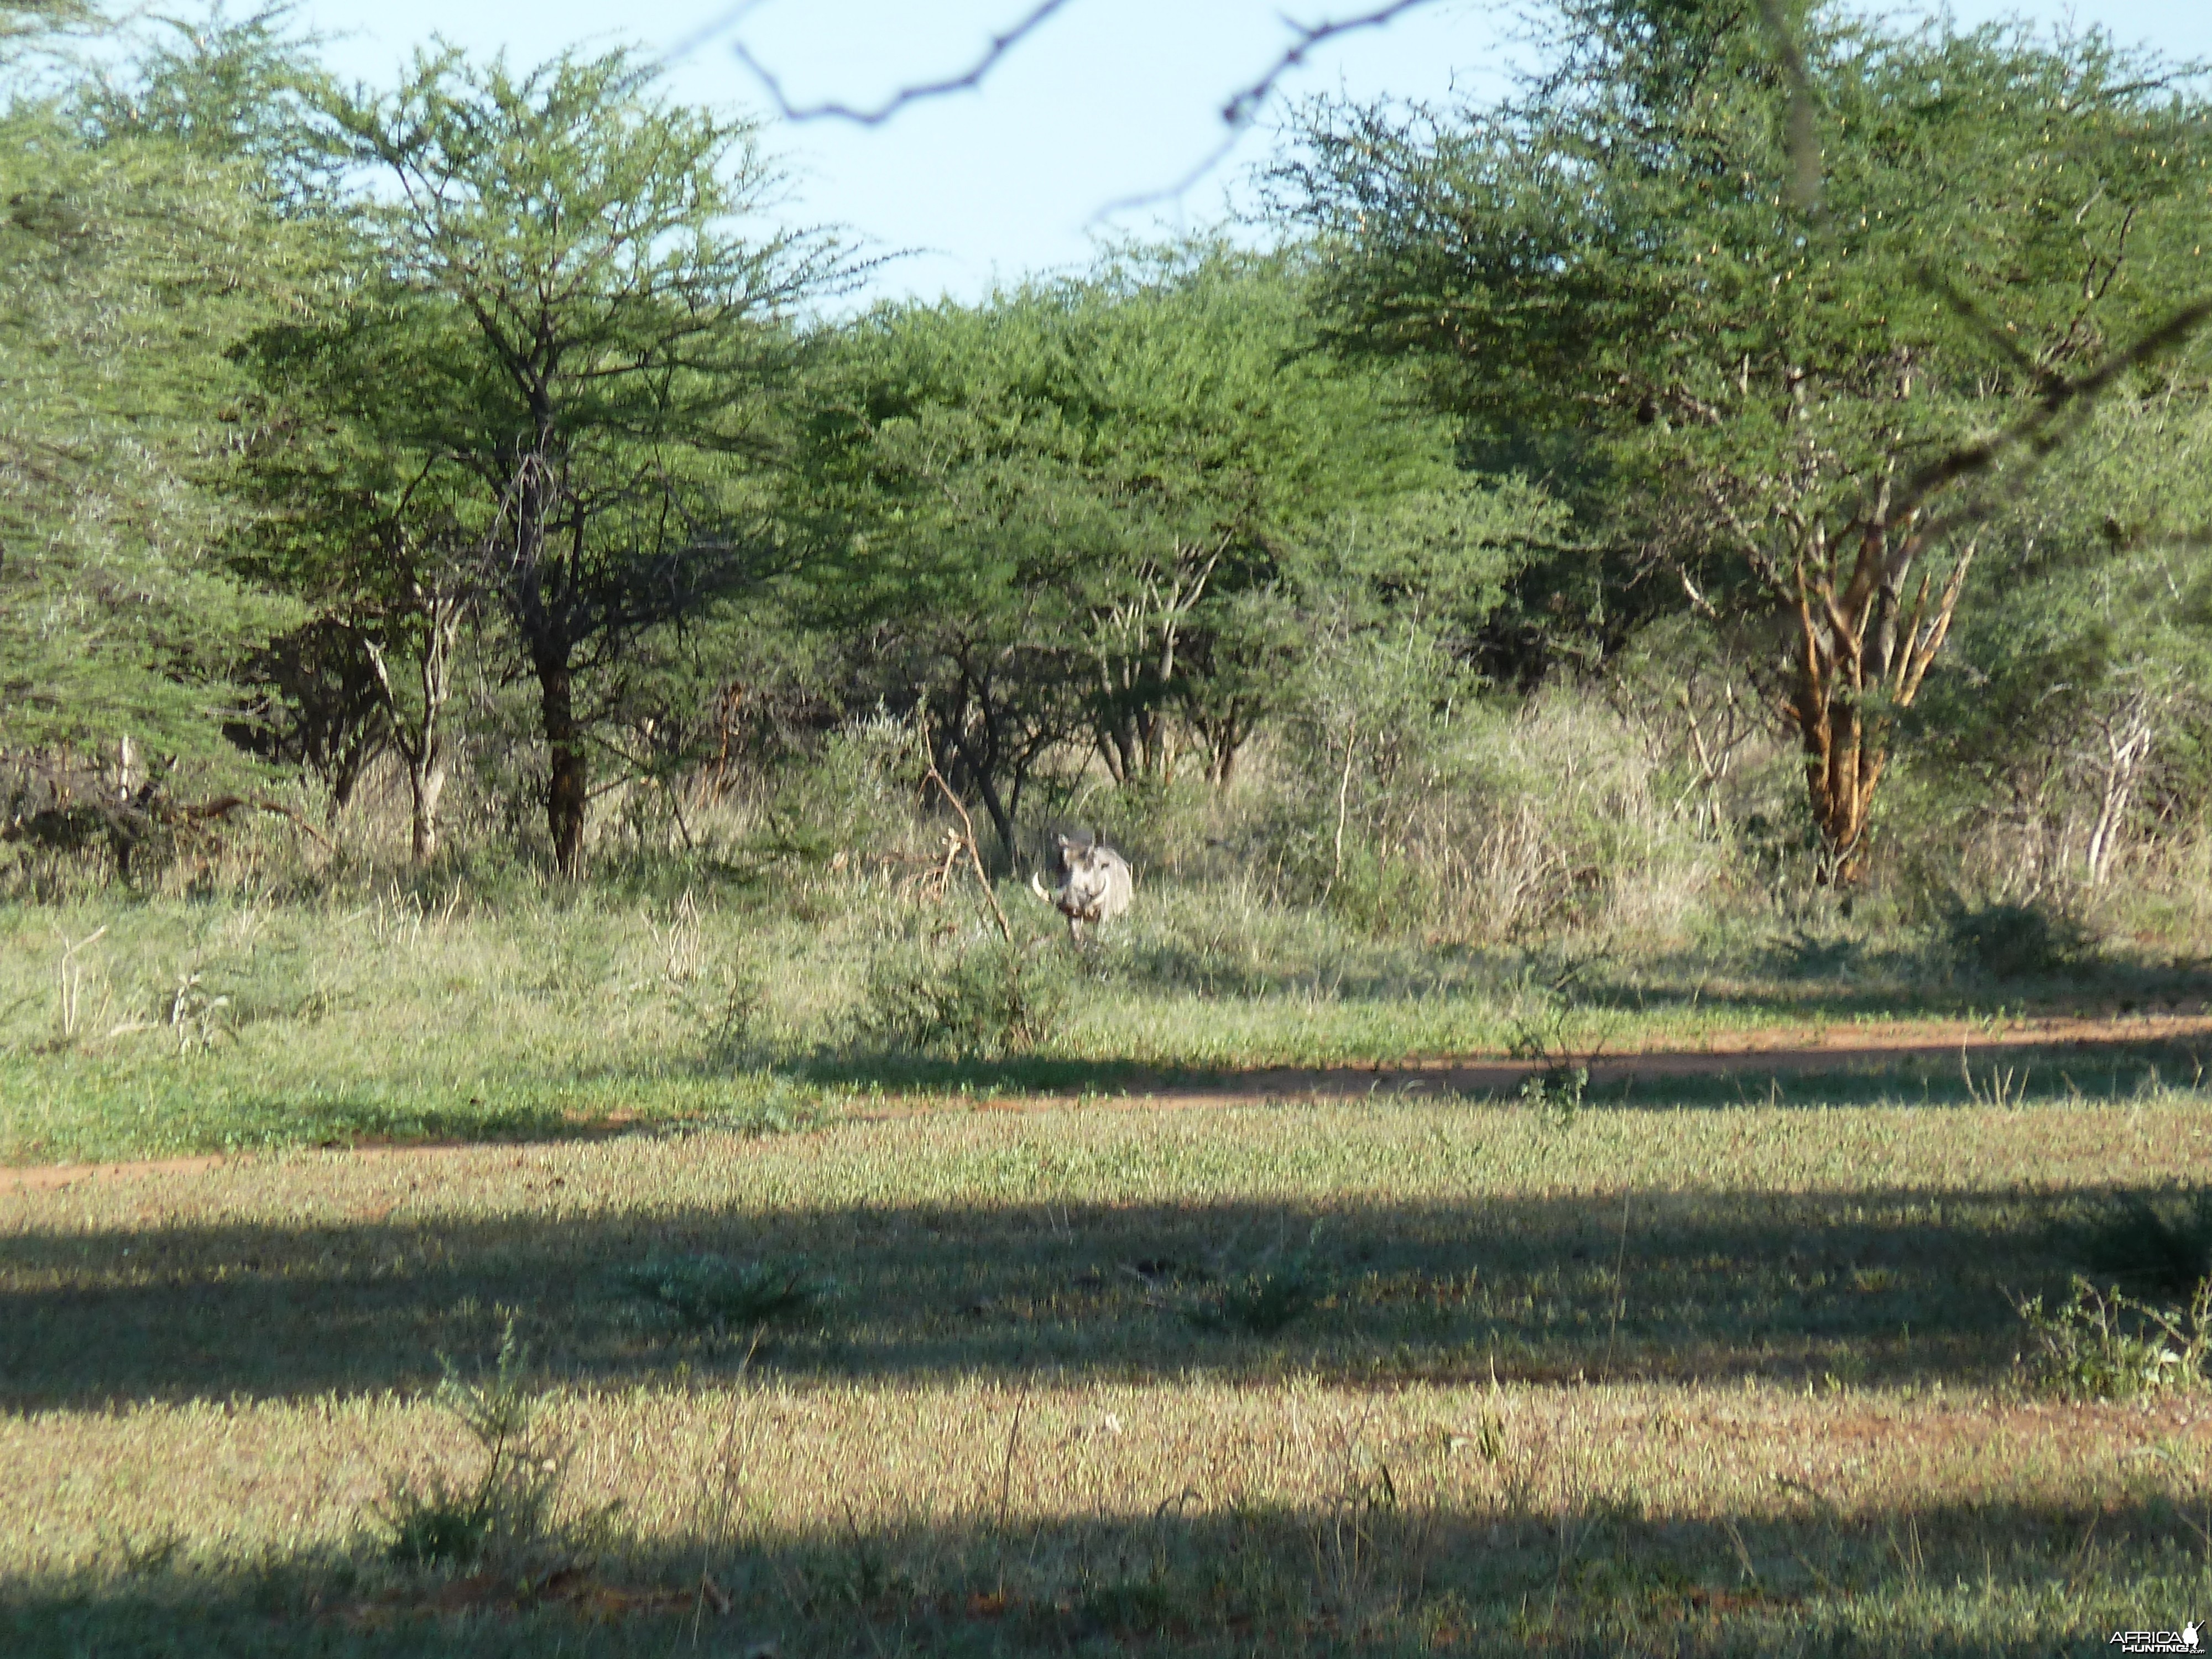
686;0;1082;126
675;1;1449;149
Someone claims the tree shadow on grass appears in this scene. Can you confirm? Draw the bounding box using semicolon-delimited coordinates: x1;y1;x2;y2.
793;1031;2210;1112
1575;950;2212;1025
1098;923;2212;1025
0;1181;2183;1409
4;1487;2199;1657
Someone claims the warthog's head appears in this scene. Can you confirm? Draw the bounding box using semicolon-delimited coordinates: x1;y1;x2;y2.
1052;834;1111;916
1029;833;1132;941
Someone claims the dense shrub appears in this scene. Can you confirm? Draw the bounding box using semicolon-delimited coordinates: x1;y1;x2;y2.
855;934;1072;1058
1946;901;2098;979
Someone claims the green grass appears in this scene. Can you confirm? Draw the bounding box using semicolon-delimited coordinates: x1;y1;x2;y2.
1;886;831;1161
11;872;2212;1651
7;1097;2212;1655
7;876;2211;1164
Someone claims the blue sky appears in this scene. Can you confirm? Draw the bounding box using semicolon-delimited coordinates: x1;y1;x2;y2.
286;1;2212;303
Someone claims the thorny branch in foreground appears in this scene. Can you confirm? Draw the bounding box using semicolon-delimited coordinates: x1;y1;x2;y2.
686;1;1442;149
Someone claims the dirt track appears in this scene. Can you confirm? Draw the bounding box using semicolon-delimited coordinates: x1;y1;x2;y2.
7;1009;2208;1196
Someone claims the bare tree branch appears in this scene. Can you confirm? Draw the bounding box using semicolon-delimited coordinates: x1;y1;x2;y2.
1219;0;1439;127
691;0;1446;213
1088;127;1248;219
709;0;1078;126
664;0;773;66
1093;1;1446;216
1903;294;2212;526
925;764;1014;941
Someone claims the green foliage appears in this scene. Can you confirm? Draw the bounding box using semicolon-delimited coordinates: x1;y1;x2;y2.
0;70;308;764
2013;1276;2212;1402
857;933;1071;1058
614;1253;830;1341
1517;1063;1590;1125
9;0;2212;944
1285;1;2212;858
1505;946;1611;1123
72;3;341;210
786;245;1516;848
1187;1243;1329;1337
371;1319;560;1567
1253;478;1547;916
1295;4;2210;487
754;709;921;865
1905;398;2212;879
1945;901;2096;979
0;2;97;50
303;45;846;872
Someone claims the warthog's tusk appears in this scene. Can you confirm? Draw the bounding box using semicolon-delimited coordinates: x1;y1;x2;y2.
1029;872;1053;905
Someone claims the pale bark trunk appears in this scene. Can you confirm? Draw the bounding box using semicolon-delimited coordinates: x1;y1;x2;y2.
1092;534;1224;786
363;588;463;867
2084;694;2156;886
406;753;447;864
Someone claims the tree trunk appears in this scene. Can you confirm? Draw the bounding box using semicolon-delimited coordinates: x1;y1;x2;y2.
538;653;588;877
406;752;447;864
1781;512;1974;886
958;731;1015;862
114;734;141;801
363;589;463;867
1201;707;1245;787
2084;692;2156;886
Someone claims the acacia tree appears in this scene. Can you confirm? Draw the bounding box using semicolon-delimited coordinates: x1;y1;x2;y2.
229;358;480;858
1040;251;1449;786
327;49;841;873
795;248;1459;853
0;4;311;804
1284;0;2212;881
790;300;1098;853
1907;390;2212;889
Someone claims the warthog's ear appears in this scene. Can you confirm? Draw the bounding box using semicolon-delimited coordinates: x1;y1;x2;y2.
1055;833;1072;851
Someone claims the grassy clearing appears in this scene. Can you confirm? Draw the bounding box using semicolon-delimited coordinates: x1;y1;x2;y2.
7;876;2211;1164
7;1099;2212;1654
10;865;2212;1652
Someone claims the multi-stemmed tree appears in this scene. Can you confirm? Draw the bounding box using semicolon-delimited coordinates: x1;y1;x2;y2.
1284;0;2212;881
791;248;1472;853
319;49;844;873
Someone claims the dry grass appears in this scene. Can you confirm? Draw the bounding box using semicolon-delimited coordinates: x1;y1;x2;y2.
7;1098;2212;1654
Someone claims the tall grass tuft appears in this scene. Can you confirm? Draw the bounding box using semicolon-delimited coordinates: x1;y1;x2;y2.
2012;1277;2212;1402
371;1321;562;1569
1187;1241;1332;1337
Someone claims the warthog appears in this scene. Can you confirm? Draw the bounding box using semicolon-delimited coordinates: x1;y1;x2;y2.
1029;832;1133;943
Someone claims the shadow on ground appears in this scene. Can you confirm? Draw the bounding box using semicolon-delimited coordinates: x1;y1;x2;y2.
797;1030;2211;1112
1;1181;2187;1408
1097;925;2212;1021
3;1488;2197;1657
